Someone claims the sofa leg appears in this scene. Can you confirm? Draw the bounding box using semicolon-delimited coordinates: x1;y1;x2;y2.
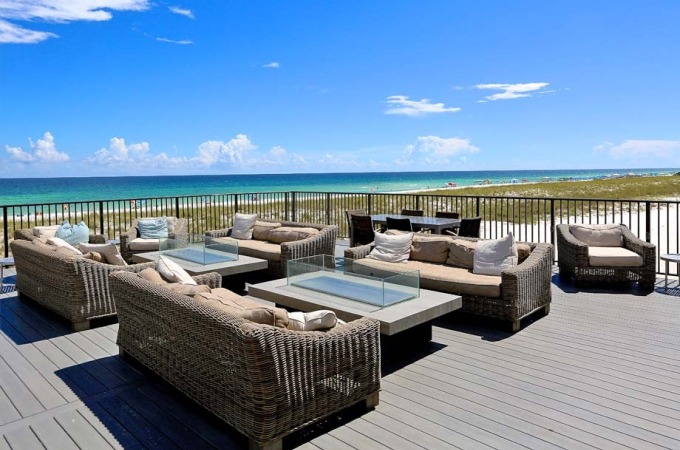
544;304;551;316
365;391;380;409
511;320;521;333
72;320;90;332
248;438;282;450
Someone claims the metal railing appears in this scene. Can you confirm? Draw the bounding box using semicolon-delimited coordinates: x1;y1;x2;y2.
2;191;679;275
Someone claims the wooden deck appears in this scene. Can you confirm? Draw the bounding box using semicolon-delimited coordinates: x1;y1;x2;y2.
2;262;680;449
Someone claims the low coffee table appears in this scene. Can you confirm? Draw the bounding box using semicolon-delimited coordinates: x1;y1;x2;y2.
248;277;461;348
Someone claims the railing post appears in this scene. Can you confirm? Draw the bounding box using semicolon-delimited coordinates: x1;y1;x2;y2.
550;199;556;245
234;194;239;214
175;197;180;218
3;207;8;257
416;195;420;210
291;192;297;222
326;193;331;225
476;197;480;217
367;194;372;214
284;193;289;221
98;202;105;237
645;201;652;243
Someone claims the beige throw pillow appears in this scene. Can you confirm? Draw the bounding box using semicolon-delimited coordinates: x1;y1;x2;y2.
473;233;518;276
367;232;413;263
156;256;197;285
569;224;623;247
78;242;127;266
446;239;477;269
231;213;258;240
287;310;337;331
410;235;452;264
517;243;532;263
267;227;319;244
47;237;83;255
252;221;282;241
138;267;168;284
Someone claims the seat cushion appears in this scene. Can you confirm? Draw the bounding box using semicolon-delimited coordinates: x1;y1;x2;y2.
588;246;644;267
352;259;502;298
194;288;289;328
235;239;282;262
128;237;160;251
569;224;623;247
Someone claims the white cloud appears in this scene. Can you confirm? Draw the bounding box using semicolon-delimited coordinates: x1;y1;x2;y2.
5;132;69;163
396;136;479;165
385;95;461;117
270;146;286;156
475;82;550;102
0;0;150;44
156;37;193;45
168;6;194;19
262;61;280;69
196;134;256;166
594;140;680;159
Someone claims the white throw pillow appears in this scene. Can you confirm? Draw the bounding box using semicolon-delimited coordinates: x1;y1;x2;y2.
46;237;83;255
33;225;60;239
78;242;127;266
231;213;258;240
367;232;413;263
156;256;197;285
473;233;518;276
287;310;338;331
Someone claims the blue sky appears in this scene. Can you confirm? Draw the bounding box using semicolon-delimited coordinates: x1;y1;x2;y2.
1;1;679;178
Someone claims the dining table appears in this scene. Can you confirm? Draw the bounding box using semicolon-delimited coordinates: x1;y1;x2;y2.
369;214;461;235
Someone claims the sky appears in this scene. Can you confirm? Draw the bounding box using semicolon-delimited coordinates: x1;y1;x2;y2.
1;1;680;178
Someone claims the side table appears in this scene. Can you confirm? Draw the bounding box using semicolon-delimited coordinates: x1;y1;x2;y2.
660;254;680;291
0;257;15;290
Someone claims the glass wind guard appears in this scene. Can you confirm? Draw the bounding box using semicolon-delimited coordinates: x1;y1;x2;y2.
287;255;419;308
160;234;238;265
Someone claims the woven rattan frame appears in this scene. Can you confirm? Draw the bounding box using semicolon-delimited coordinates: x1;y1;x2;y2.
110;271;381;450
345;237;553;332
556;224;656;291
120;217;188;263
14;228;107;244
206;219;339;278
10;239;158;330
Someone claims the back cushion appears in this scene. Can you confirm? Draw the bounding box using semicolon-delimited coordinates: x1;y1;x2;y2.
569;224;623;247
446;239;476;269
55;221;90;245
252;221;282;241
410;235;452;264
137;217;169;239
33;225;61;239
268;226;319;244
194;288;289;328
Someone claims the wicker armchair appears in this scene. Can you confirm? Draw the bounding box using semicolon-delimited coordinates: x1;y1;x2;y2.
10;239;158;330
556;224;656;291
206;219;338;278
120;217;188;263
110;271;381;450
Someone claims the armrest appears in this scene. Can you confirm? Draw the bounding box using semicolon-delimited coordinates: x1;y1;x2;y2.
191;272;222;288
205;227;233;238
14;229;35;241
89;234;107;244
344;244;373;259
621;226;656;260
280;225;338;261
119;225;138;249
501;243;553;315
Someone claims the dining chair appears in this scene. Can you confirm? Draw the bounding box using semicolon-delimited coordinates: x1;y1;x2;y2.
456;217;482;238
435;211;460;235
349;214;378;247
345;209;367;244
386;216;413;232
401;209;424;231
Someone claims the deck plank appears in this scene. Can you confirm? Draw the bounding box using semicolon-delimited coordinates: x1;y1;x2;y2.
54;409;117;450
3;426;44;450
30;417;79;450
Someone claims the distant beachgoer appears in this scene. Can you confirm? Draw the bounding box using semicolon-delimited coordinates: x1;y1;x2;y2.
62;204;69;211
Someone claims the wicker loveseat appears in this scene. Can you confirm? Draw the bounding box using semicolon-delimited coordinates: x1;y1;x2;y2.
120;216;188;263
206;219;339;278
14;227;107;244
10;238;156;330
345;235;553;332
110;270;381;450
556;223;656;291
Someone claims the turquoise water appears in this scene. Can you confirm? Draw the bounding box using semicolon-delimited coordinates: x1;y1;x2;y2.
0;169;675;206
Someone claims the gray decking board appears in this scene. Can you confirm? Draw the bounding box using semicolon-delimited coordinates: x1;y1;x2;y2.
4;258;680;449
3;425;45;450
0;356;45;418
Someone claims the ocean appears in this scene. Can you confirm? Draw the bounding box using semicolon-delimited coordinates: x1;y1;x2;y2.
0;168;675;206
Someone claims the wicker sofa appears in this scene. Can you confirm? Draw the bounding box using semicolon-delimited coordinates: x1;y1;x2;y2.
110;270;381;450
10;238;156;330
206;219;338;278
14;227;107;244
556;223;656;291
345;235;554;332
120;216;188;263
